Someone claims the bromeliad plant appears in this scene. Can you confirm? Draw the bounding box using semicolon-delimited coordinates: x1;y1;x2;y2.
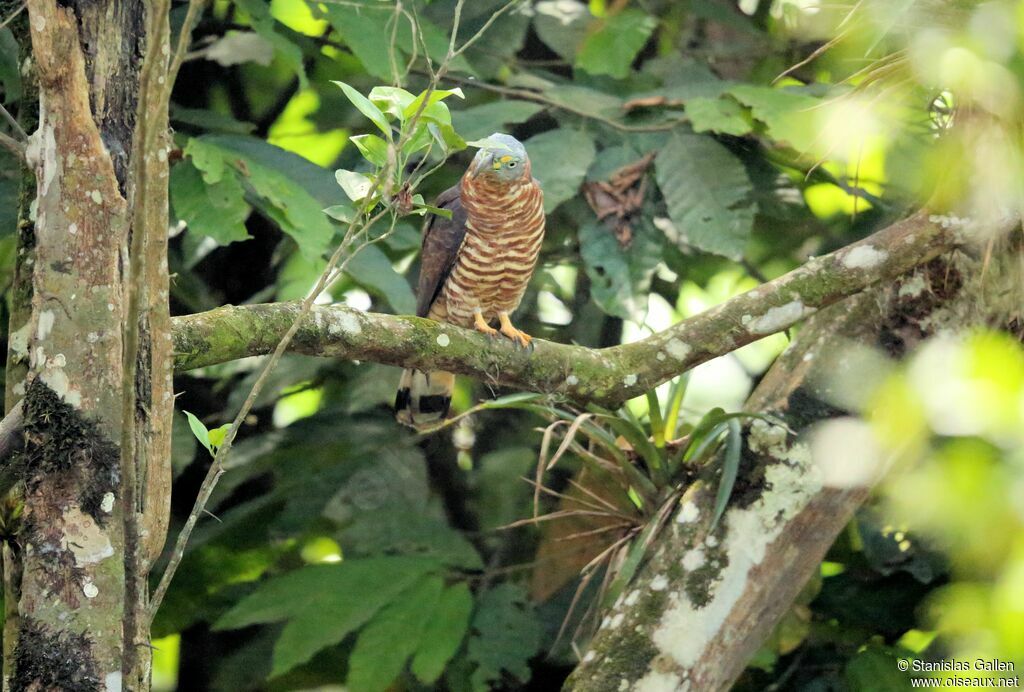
486;380;788;643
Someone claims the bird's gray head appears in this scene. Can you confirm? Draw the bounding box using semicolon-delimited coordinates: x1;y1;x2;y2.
468;133;530;182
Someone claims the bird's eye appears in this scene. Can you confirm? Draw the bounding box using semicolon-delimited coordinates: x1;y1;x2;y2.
508;161;517;168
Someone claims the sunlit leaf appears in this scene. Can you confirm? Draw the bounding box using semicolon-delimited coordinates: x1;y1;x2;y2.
335;169;374;202
183;411;212;455
333;80;392;138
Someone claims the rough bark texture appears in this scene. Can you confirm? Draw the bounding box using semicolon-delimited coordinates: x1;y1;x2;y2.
171;212;968;405
3;0;172;688
566;244;1023;691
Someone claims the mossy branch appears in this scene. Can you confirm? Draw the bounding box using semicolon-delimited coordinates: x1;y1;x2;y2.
171;211;971;406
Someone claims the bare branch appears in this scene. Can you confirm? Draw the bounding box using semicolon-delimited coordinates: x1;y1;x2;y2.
171;211;980;406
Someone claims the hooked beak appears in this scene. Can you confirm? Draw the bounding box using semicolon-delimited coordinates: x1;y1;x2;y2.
470;152;494;179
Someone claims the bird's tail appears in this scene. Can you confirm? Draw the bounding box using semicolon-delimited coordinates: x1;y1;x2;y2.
394;369;454;429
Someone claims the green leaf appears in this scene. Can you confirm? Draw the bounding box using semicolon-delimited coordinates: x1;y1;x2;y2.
603;519;661;607
686;97;753;137
215;558;439;676
578;218;663;319
845;645;914;691
427;121;467;153
0;29;23;102
403;87;464;122
350;134;389;168
333;81;392;138
323;4;474;80
170;162;252;245
171;105;256;134
524;128;597;212
451;100;545;142
711;419;742;530
347;575;444;692
468;584;541;690
207;424;232;451
576;9;658;79
655;133;755;260
533;0;590;61
413;198;453;219
344;244;416;314
184;136;336;260
233;0;307;88
182;411;212;455
410;583;474;684
322;3;398;81
728;85;822;154
323;204;355;224
369;86;417;121
480;392;546;410
335;169;374;203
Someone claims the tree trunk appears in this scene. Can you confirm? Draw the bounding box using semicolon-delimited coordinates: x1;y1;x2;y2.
567;239;1022;691
3;0;172;688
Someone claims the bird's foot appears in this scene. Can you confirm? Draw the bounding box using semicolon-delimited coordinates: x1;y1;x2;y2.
473;311;499;337
498;313;533;351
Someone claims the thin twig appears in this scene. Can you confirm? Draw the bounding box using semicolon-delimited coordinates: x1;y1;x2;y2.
0;103;27;141
0;131;25;159
0;1;25;29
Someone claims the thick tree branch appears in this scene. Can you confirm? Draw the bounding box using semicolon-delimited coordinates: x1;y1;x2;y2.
567;237;1023;690
171;211;970;405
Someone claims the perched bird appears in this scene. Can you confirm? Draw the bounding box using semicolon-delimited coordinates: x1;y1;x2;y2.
395;133;545;429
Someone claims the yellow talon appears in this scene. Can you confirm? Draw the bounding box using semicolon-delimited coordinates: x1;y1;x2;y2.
498;312;532;349
474;311;499;336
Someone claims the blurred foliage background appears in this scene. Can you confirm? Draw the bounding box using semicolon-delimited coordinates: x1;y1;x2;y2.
1;0;1023;690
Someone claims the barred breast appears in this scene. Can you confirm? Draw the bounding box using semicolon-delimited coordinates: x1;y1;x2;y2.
430;173;545;328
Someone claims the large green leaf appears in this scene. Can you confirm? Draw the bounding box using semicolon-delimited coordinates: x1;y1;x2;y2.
233;0;307;88
533;0;590;61
410;583;474;684
579;218;663;319
346;575;444;692
728;85;822;154
0;28;22;102
322;3;398;81
184;136;336;260
655;133;755;260
170;162;252;245
467;584;542;691
344;243;416;314
525;128;597;212
686;97;753;137
575;9;658;79
214;557;440;676
323;1;473;79
451;100;544;141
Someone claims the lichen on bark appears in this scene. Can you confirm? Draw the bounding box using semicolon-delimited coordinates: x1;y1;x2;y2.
568;244;1023;691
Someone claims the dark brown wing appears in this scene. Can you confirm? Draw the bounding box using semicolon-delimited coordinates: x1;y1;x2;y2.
415;184;467;318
